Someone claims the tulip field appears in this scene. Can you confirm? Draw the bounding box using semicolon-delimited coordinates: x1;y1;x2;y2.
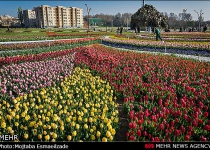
0;32;210;142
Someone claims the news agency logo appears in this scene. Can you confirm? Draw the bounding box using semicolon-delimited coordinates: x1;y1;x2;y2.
0;135;18;141
154;143;210;149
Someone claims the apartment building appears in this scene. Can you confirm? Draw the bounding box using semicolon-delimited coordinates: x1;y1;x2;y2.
0;15;20;27
23;10;37;27
33;5;84;28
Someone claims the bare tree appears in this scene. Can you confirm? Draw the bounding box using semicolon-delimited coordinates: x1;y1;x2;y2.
0;16;13;31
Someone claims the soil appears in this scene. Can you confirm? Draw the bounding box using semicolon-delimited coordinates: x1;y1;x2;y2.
114;98;129;141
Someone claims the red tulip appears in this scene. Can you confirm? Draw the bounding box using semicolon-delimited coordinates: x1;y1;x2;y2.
137;130;141;137
201;136;207;141
203;112;208;117
129;135;135;141
203;125;210;131
184;135;190;141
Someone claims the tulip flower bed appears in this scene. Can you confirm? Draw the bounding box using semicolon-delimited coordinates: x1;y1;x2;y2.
0;67;119;141
0;37;99;51
0;33;101;42
0;38;100;58
73;44;210;141
130;32;210;42
0;52;75;99
101;38;210;57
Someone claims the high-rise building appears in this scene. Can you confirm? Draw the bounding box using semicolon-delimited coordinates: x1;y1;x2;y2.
23;10;37;27
33;5;84;28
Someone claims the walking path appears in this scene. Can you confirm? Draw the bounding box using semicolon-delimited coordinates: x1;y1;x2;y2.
103;36;210;62
116;47;210;62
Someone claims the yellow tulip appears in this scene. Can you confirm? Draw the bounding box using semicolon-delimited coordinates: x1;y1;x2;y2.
114;118;119;123
43;131;47;135
24;133;28;139
111;129;116;135
106;131;111;138
10;130;14;135
38;134;42;140
84;118;88;122
21;112;26;117
66;117;70;123
46;117;50;122
72;131;77;137
44;135;50;141
91;135;95;141
73;117;76;121
13;99;17;104
100;123;103;129
89;117;93;123
90;129;94;133
71;122;75;127
90;112;94;117
109;135;113;141
51;139;56;142
102;137;107;142
1;122;6;128
29;121;35;127
78;116;82;122
6;115;12;120
75;124;80;130
104;118;108;123
92;126;96;131
84;124;88;129
47;112;51;117
7;126;12;132
15;122;19;127
38;121;43;126
96;131;101;137
84;109;88;113
67;135;72;141
52;133;57;139
60;126;64;131
85;104;89;108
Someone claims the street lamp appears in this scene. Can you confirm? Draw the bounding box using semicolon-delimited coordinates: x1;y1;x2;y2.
111;20;113;32
85;4;91;34
194;9;204;32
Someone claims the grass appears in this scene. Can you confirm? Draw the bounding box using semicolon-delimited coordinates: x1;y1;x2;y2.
0;27;139;37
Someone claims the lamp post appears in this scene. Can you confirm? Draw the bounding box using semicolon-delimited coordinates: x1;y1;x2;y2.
85;4;91;34
111;20;113;32
194;9;204;32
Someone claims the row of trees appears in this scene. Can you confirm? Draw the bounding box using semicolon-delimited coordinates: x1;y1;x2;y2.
84;4;209;31
84;12;133;28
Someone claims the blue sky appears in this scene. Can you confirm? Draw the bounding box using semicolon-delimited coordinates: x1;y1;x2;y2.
0;1;210;21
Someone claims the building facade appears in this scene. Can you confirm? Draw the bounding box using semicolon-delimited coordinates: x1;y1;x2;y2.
33;5;83;28
23;10;37;27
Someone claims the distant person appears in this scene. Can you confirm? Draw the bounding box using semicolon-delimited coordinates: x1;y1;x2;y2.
154;27;163;41
137;26;140;34
120;26;123;35
117;27;120;35
203;25;207;33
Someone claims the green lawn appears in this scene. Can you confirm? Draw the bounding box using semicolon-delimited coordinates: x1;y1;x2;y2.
0;27;138;37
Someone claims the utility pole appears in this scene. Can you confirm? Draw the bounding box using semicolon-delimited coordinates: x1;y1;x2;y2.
194;9;204;32
85;4;91;35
